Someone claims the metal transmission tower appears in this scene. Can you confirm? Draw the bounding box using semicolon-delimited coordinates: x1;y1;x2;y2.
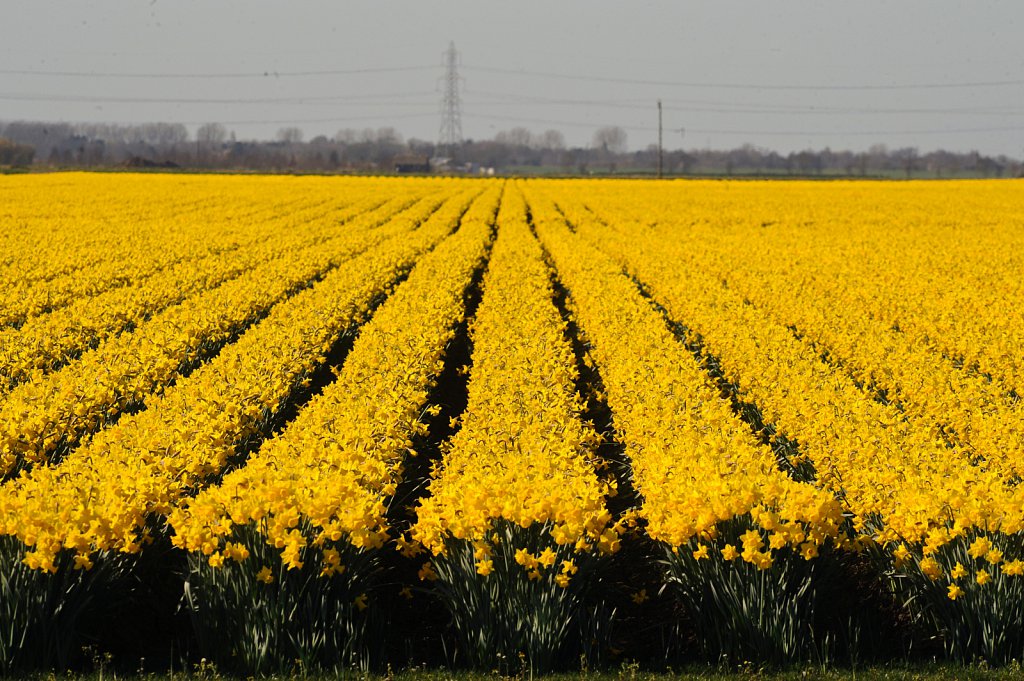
657;99;664;179
438;41;463;158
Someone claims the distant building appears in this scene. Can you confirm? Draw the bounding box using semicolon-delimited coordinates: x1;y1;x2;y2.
393;155;430;174
430;156;452;172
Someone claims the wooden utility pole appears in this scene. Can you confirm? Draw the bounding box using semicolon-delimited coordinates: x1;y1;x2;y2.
657;99;664;179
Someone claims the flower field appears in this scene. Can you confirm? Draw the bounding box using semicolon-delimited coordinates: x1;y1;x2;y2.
1;173;1023;674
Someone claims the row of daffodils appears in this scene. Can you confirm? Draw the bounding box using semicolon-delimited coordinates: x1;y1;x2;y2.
1;174;1023;673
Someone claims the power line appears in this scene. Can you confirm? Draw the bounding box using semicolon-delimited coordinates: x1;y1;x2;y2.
464;95;1024;117
191;112;438;127
0;112;439;128
464;65;1024;91
654;96;1024;114
8;62;1020;90
0;92;438;106
7;109;1022;142
470;113;658;132
682;125;1024;137
656;103;1024;117
469;112;1024;137
463;87;1024;116
9;61;1020;91
3;88;1022;118
3;52;1022;145
0;65;436;79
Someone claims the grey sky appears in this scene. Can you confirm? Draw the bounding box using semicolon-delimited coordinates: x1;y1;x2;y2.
3;0;1023;155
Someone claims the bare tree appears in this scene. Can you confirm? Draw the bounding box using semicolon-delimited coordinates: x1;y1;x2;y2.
0;138;35;166
537;129;566;150
197;123;227;145
895;147;918;179
139;122;189;146
495;127;533;147
334;128;358;144
376;127;403;145
868;143;889;172
593;126;627;154
276;127;304;144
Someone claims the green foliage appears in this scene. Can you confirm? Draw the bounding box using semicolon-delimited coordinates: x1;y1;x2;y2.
0;537;118;673
427;521;614;675
878;532;1024;665
659;518;861;667
182;523;380;676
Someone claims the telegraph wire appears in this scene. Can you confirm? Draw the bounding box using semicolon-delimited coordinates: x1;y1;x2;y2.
684;125;1024;137
8;109;1020;138
0;92;439;106
5;89;1021;118
469;113;657;133
6;62;1023;91
3;56;1022;141
463;65;1024;91
0;65;436;79
469;113;1024;137
8;112;441;128
177;112;439;127
464;92;1024;117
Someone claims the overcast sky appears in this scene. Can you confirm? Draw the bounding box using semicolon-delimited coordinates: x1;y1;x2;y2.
3;0;1023;155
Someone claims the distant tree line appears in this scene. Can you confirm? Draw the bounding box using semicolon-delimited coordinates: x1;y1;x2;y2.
0;120;1019;178
652;142;1022;179
0;137;35;166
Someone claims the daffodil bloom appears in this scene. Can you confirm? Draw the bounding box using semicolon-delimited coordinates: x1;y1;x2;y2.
536;179;1024;557
919;557;942;581
412;187;617;579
